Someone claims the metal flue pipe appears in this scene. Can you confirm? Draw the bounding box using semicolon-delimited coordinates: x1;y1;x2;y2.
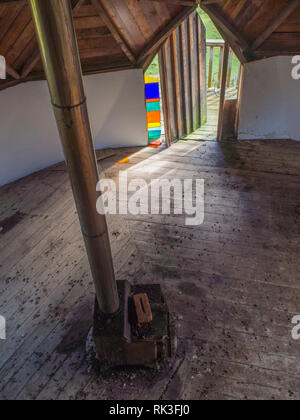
29;0;120;314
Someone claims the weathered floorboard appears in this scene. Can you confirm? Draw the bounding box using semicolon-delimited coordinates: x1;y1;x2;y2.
0;138;299;400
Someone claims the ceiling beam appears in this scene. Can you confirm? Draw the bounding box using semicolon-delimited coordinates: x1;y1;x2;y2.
217;26;247;64
251;0;300;51
6;63;21;79
21;49;40;78
72;0;85;12
91;0;136;64
201;3;249;50
150;0;196;5
137;5;197;65
201;0;224;4
140;45;162;73
1;60;135;92
0;0;26;5
0;79;21;91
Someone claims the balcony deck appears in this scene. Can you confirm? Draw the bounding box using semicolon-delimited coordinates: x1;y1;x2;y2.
185;88;238;142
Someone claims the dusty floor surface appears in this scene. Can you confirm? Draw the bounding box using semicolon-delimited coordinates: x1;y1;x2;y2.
0;139;300;400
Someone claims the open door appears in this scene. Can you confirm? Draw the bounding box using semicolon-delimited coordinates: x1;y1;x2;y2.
158;11;207;146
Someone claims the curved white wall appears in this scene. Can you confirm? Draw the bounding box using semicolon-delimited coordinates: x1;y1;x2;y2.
0;69;147;186
238;56;300;141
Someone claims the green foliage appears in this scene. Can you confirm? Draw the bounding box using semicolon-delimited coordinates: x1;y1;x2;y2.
198;8;221;40
146;56;159;76
198;9;240;88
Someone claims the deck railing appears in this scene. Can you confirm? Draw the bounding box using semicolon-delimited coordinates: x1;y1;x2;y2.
207;39;240;90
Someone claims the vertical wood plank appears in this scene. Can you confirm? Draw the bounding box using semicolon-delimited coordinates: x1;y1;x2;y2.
227;49;233;88
217;42;229;141
236;62;242;90
235;63;244;138
165;37;177;141
189;13;200;132
158;46;172;147
172;28;184;138
181;18;193;135
208;46;213;89
218;46;224;89
198;15;207;126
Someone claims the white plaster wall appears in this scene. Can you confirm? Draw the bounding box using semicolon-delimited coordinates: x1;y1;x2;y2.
0;69;147;186
238;56;300;141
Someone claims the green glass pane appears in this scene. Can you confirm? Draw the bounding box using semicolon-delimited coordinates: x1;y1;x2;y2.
146;102;161;112
148;130;161;140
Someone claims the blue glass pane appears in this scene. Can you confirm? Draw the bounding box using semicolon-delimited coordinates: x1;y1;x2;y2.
145;83;160;100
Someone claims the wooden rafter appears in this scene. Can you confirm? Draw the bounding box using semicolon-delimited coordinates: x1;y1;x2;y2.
3;0;300;91
21;50;40;79
200;3;249;51
216;24;246;64
201;0;224;4
251;0;300;51
91;0;136;64
0;0;26;6
141;49;159;73
200;2;249;63
151;0;196;5
5;63;20;80
0;79;20;91
137;5;197;64
217;41;229;141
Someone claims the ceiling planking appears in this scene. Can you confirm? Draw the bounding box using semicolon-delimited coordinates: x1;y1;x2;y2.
201;0;300;62
1;0;300;91
0;0;196;90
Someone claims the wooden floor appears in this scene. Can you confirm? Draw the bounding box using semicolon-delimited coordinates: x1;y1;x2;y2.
0;137;300;400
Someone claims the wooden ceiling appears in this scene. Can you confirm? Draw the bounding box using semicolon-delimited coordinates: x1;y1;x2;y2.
1;0;300;91
201;0;300;62
0;0;196;90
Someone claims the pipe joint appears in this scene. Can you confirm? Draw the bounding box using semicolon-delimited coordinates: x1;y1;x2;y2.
52;97;87;110
82;229;109;240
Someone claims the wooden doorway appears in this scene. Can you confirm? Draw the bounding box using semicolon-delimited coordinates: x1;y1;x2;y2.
158;11;207;146
159;10;243;144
